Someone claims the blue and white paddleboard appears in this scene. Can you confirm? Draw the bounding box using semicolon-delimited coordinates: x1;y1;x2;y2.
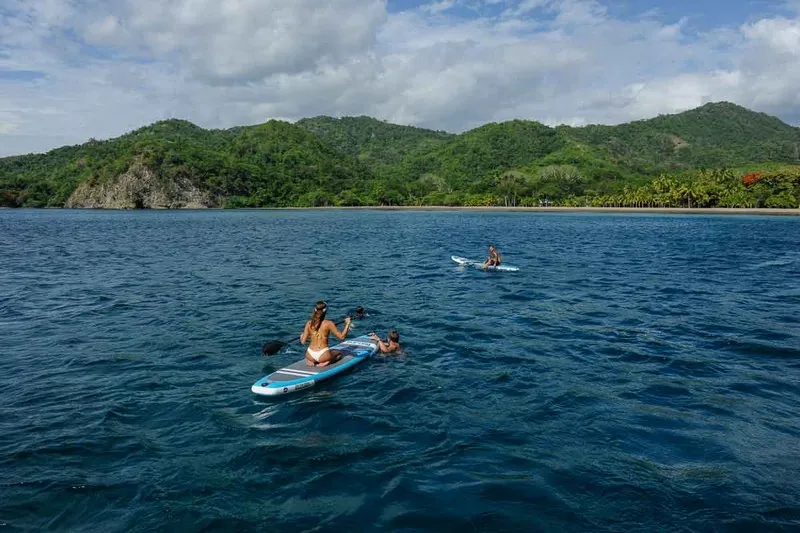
251;335;379;397
451;255;520;272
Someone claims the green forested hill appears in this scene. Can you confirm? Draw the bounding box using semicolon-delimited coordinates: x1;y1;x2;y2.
380;120;571;204
561;102;800;170
1;119;375;207
222;121;374;207
295;116;454;168
0;119;220;207
1;102;799;208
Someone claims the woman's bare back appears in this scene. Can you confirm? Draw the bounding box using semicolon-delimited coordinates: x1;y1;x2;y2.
305;319;335;351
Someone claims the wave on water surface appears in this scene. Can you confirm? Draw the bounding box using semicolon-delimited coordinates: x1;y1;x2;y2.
0;209;799;532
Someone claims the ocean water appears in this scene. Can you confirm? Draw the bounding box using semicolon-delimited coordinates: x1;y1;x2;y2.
1;209;799;532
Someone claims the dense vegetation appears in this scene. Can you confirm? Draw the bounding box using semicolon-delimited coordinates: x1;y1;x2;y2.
0;120;375;207
295;116;454;168
2;102;799;208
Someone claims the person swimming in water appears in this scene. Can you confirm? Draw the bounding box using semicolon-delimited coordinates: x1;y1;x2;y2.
301;300;351;367
482;245;501;269
369;329;401;354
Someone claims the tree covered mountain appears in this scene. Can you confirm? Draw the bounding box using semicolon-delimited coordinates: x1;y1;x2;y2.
295;115;454;168
1;102;799;208
562;102;800;170
1;119;375;208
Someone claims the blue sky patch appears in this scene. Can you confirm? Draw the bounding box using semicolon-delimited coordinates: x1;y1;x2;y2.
0;69;46;82
386;0;791;30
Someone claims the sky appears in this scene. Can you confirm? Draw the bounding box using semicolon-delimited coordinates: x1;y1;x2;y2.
1;0;799;157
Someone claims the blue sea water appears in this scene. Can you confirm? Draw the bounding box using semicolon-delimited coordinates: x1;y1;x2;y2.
1;209;799;532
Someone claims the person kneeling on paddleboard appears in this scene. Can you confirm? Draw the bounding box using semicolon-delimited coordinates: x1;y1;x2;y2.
369;329;401;354
483;245;501;269
301;301;351;367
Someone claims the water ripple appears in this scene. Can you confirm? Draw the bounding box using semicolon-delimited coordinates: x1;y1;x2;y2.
1;209;799;532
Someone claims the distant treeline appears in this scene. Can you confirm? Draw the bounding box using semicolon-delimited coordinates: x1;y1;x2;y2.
1;102;799;208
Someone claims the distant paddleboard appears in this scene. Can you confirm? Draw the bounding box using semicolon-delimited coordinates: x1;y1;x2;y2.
251;335;378;397
451;255;520;272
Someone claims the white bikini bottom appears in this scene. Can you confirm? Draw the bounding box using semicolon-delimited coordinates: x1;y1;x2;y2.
306;347;330;362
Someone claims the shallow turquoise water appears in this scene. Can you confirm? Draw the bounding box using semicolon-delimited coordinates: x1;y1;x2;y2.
1;209;799;532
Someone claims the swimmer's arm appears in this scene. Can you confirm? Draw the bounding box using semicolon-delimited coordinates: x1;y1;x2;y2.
369;333;391;353
377;340;391;353
330;317;351;340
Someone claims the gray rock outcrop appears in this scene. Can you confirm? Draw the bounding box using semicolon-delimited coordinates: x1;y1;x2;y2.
65;160;218;209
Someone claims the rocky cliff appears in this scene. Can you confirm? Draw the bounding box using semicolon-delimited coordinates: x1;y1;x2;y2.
65;160;218;209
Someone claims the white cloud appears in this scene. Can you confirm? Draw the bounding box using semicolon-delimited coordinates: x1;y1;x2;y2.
0;111;22;134
0;0;799;157
423;0;457;14
742;17;800;56
78;0;387;82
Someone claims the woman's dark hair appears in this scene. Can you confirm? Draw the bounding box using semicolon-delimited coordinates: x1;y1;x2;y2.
388;329;399;343
310;300;327;332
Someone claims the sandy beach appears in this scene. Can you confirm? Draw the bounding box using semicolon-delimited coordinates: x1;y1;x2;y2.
3;206;799;215
276;206;800;216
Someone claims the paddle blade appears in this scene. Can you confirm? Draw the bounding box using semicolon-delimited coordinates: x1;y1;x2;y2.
261;340;285;356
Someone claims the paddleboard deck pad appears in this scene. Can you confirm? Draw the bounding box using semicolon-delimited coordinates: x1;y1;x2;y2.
451;255;519;272
252;335;378;397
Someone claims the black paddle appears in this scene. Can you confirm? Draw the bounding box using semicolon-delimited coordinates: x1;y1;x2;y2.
261;306;366;356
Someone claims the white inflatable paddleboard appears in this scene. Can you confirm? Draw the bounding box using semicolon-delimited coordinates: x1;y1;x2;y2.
451;255;519;272
252;335;379;397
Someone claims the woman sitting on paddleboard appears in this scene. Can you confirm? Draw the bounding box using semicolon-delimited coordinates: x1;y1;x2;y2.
301;301;351;367
483;245;501;269
369;329;401;353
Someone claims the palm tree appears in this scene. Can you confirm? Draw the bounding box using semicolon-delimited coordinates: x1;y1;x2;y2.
678;182;699;208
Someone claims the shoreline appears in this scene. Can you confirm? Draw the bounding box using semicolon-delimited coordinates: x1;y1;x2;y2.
3;206;799;216
262;206;800;216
